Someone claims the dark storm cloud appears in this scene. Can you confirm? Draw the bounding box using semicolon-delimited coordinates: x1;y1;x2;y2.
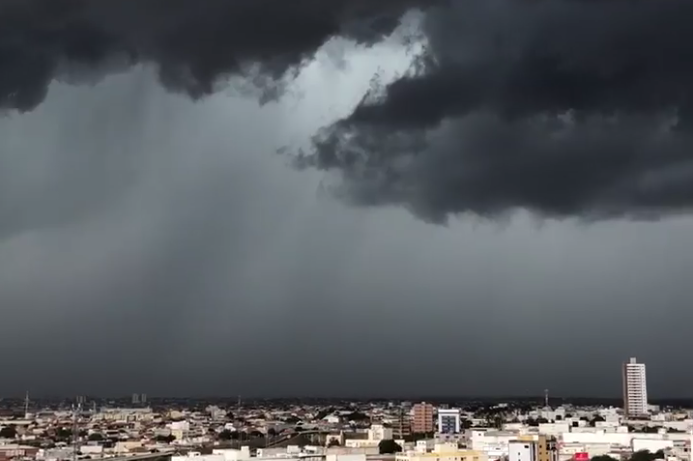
298;0;693;222
0;0;436;112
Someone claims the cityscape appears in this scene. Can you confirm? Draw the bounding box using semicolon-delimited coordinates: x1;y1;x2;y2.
0;358;691;461
3;5;693;461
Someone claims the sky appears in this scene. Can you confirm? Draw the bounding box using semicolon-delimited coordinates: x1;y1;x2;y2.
2;0;693;399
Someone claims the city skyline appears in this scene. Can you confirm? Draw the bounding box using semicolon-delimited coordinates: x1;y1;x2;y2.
3;0;693;397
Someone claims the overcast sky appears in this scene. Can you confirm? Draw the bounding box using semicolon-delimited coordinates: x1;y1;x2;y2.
2;0;693;399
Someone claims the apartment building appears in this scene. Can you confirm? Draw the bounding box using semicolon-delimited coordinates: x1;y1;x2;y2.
622;357;648;417
412;403;435;434
438;408;461;435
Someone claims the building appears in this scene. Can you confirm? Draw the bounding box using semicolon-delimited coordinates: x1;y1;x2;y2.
395;450;488;461
438;408;461;435
622;357;648;417
509;439;537;461
368;424;393;442
509;436;558;461
536;436;558;461
412;402;435;434
0;445;39;461
391;409;412;438
396;449;487;461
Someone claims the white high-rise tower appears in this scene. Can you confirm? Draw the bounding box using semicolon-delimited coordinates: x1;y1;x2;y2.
622;357;648;417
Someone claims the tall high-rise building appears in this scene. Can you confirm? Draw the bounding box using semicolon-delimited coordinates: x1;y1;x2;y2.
622;357;648;417
141;393;147;404
411;402;435;434
132;393;140;405
438;408;461;434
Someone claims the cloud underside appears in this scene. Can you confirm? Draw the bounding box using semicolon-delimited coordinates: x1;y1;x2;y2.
4;0;693;221
301;0;693;221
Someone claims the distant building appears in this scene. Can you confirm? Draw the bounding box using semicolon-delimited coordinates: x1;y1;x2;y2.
438;408;461;434
412;402;435;434
132;393;140;405
368;424;393;442
0;445;39;461
622;357;648;417
396;449;487;461
391;408;412;438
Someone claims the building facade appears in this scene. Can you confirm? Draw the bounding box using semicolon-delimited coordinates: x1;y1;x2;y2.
438;408;461;434
536;436;559;461
412;402;435;434
622;357;648;417
509;436;558;461
396;449;486;461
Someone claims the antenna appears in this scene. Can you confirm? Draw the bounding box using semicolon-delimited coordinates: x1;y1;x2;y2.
72;398;82;461
24;391;30;419
544;389;549;408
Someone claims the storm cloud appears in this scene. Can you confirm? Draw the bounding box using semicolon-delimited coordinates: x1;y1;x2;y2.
4;0;693;399
0;0;433;111
6;0;693;221
299;0;693;222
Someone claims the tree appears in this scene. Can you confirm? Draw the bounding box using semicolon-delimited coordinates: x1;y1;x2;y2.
0;426;16;439
87;433;104;442
267;428;276;437
154;434;175;443
346;411;370;422
378;439;402;454
589;416;606;427
630;450;662;461
327;439;341;448
218;430;233;441
55;428;72;440
591;455;619;461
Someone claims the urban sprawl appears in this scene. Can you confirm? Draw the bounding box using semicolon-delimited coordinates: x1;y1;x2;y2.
0;358;688;461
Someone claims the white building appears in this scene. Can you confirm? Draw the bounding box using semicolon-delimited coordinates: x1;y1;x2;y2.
508;440;537;461
469;430;521;457
438;409;461;435
623;357;649;417
396;449;487;461
368;424;393;442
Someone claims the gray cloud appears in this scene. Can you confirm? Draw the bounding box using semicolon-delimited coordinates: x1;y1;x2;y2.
0;0;435;112
299;0;693;222
3;1;693;399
